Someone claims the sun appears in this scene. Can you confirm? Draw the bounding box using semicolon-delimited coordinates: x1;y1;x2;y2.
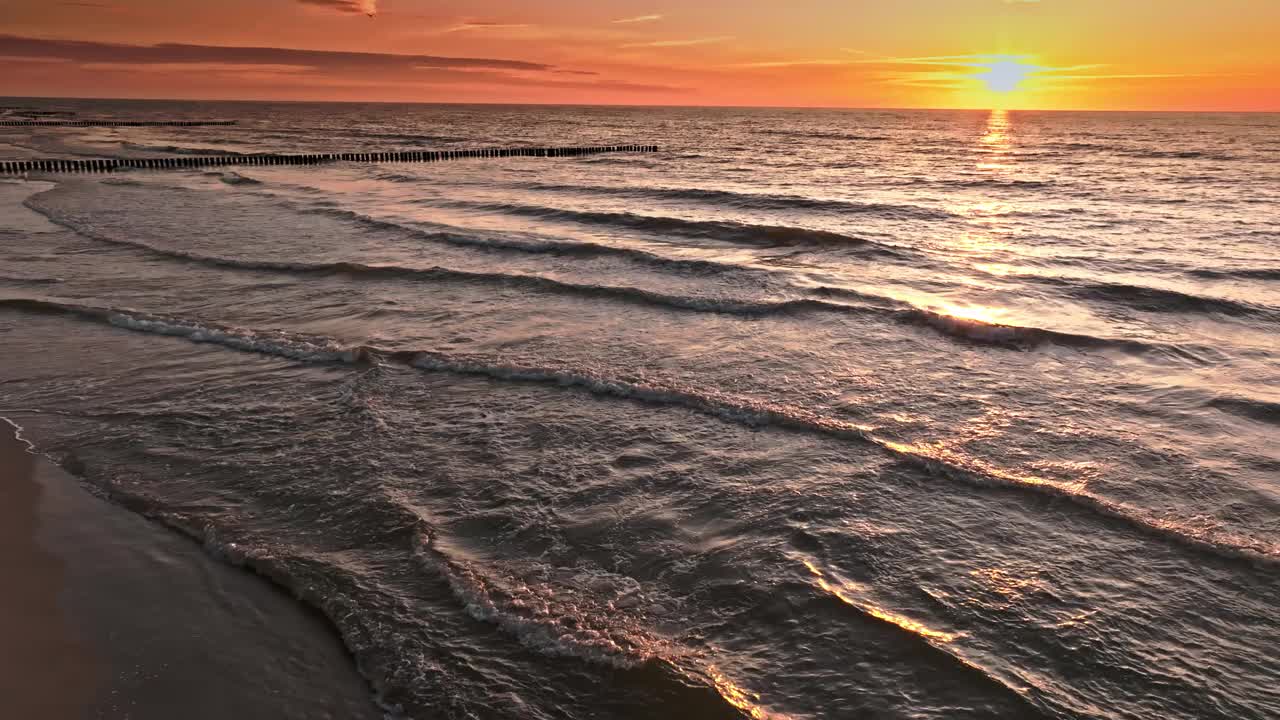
975;57;1039;93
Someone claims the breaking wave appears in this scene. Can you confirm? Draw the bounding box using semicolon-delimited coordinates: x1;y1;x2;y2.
1032;276;1280;321
476;182;956;219
2;295;1274;567
1188;267;1280;282
421;199;933;252
21;196;1217;360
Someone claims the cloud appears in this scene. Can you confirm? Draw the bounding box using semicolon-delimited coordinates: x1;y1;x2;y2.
0;34;552;72
0;55;76;65
409;67;685;93
621;36;733;48
853;53;1030;67
613;14;663;24
297;0;377;16
0;35;685;96
735;59;858;68
1044;72;1230;80
81;62;313;75
59;1;136;13
444;20;533;33
859;54;1218;92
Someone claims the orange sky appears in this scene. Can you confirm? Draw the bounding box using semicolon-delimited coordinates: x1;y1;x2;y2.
3;0;1278;110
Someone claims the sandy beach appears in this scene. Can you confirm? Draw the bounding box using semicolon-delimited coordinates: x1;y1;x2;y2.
0;422;385;719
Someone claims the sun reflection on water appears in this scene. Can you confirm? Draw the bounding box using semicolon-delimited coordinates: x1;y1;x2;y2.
981;108;1013;149
976;108;1016;172
933;109;1029;322
931;302;1010;325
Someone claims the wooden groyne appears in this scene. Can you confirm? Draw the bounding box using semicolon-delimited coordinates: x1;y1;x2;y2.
0;145;659;174
0;120;237;127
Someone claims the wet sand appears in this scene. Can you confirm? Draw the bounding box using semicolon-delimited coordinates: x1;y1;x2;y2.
0;422;385;719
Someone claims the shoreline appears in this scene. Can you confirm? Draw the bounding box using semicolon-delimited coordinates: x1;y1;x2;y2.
0;420;387;719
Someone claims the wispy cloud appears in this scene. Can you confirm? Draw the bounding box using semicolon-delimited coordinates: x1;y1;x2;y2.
858;54;1222;91
621;36;733;48
59;1;137;13
853;53;1028;67
1045;72;1233;80
444;20;533;33
735;59;857;68
297;0;377;16
0;34;554;72
81;62;313;74
613;14;663;24
0;34;684;97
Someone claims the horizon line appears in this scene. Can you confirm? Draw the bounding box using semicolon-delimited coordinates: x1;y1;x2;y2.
2;94;1276;114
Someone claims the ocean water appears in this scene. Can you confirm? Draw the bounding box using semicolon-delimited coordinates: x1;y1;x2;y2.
1;99;1278;719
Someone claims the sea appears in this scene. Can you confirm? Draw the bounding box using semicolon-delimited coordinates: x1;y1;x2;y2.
1;99;1277;720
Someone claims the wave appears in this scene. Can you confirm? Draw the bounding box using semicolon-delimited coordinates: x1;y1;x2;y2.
757;129;892;142
125;177;762;277
437;190;955;223
1034;277;1280;321
948;178;1052;189
303;207;739;275
27;204;1215;361
119;141;247;157
24;197;1216;360
496;181;961;219
13;393;765;718
1188;267;1280;282
897;307;1177;353
1040;141;1110;152
1124;149;1237;161
338;130;473;144
0;297;354;362
1;416;38;453
209;170;928;257
1208;395;1280;426
412;535;673;670
813;286;1205;356
24;208;850;317
799;558;1051;718
29;185;748;279
1035;140;1238;163
100;178;149;187
2;295;1274;567
213;178;920;258
0;274;62;284
218;172;262;186
423;199;923;254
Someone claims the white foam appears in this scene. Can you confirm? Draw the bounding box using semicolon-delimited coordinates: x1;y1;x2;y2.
0;415;37;452
413;534;674;670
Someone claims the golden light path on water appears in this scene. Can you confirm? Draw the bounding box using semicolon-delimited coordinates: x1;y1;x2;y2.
928;109;1020;329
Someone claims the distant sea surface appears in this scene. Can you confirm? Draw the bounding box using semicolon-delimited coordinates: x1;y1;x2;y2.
1;99;1277;720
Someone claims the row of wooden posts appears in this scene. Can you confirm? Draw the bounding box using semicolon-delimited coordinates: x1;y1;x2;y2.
0;120;237;127
0;145;659;174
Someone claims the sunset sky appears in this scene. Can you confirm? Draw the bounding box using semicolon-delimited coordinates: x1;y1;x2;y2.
3;0;1278;110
